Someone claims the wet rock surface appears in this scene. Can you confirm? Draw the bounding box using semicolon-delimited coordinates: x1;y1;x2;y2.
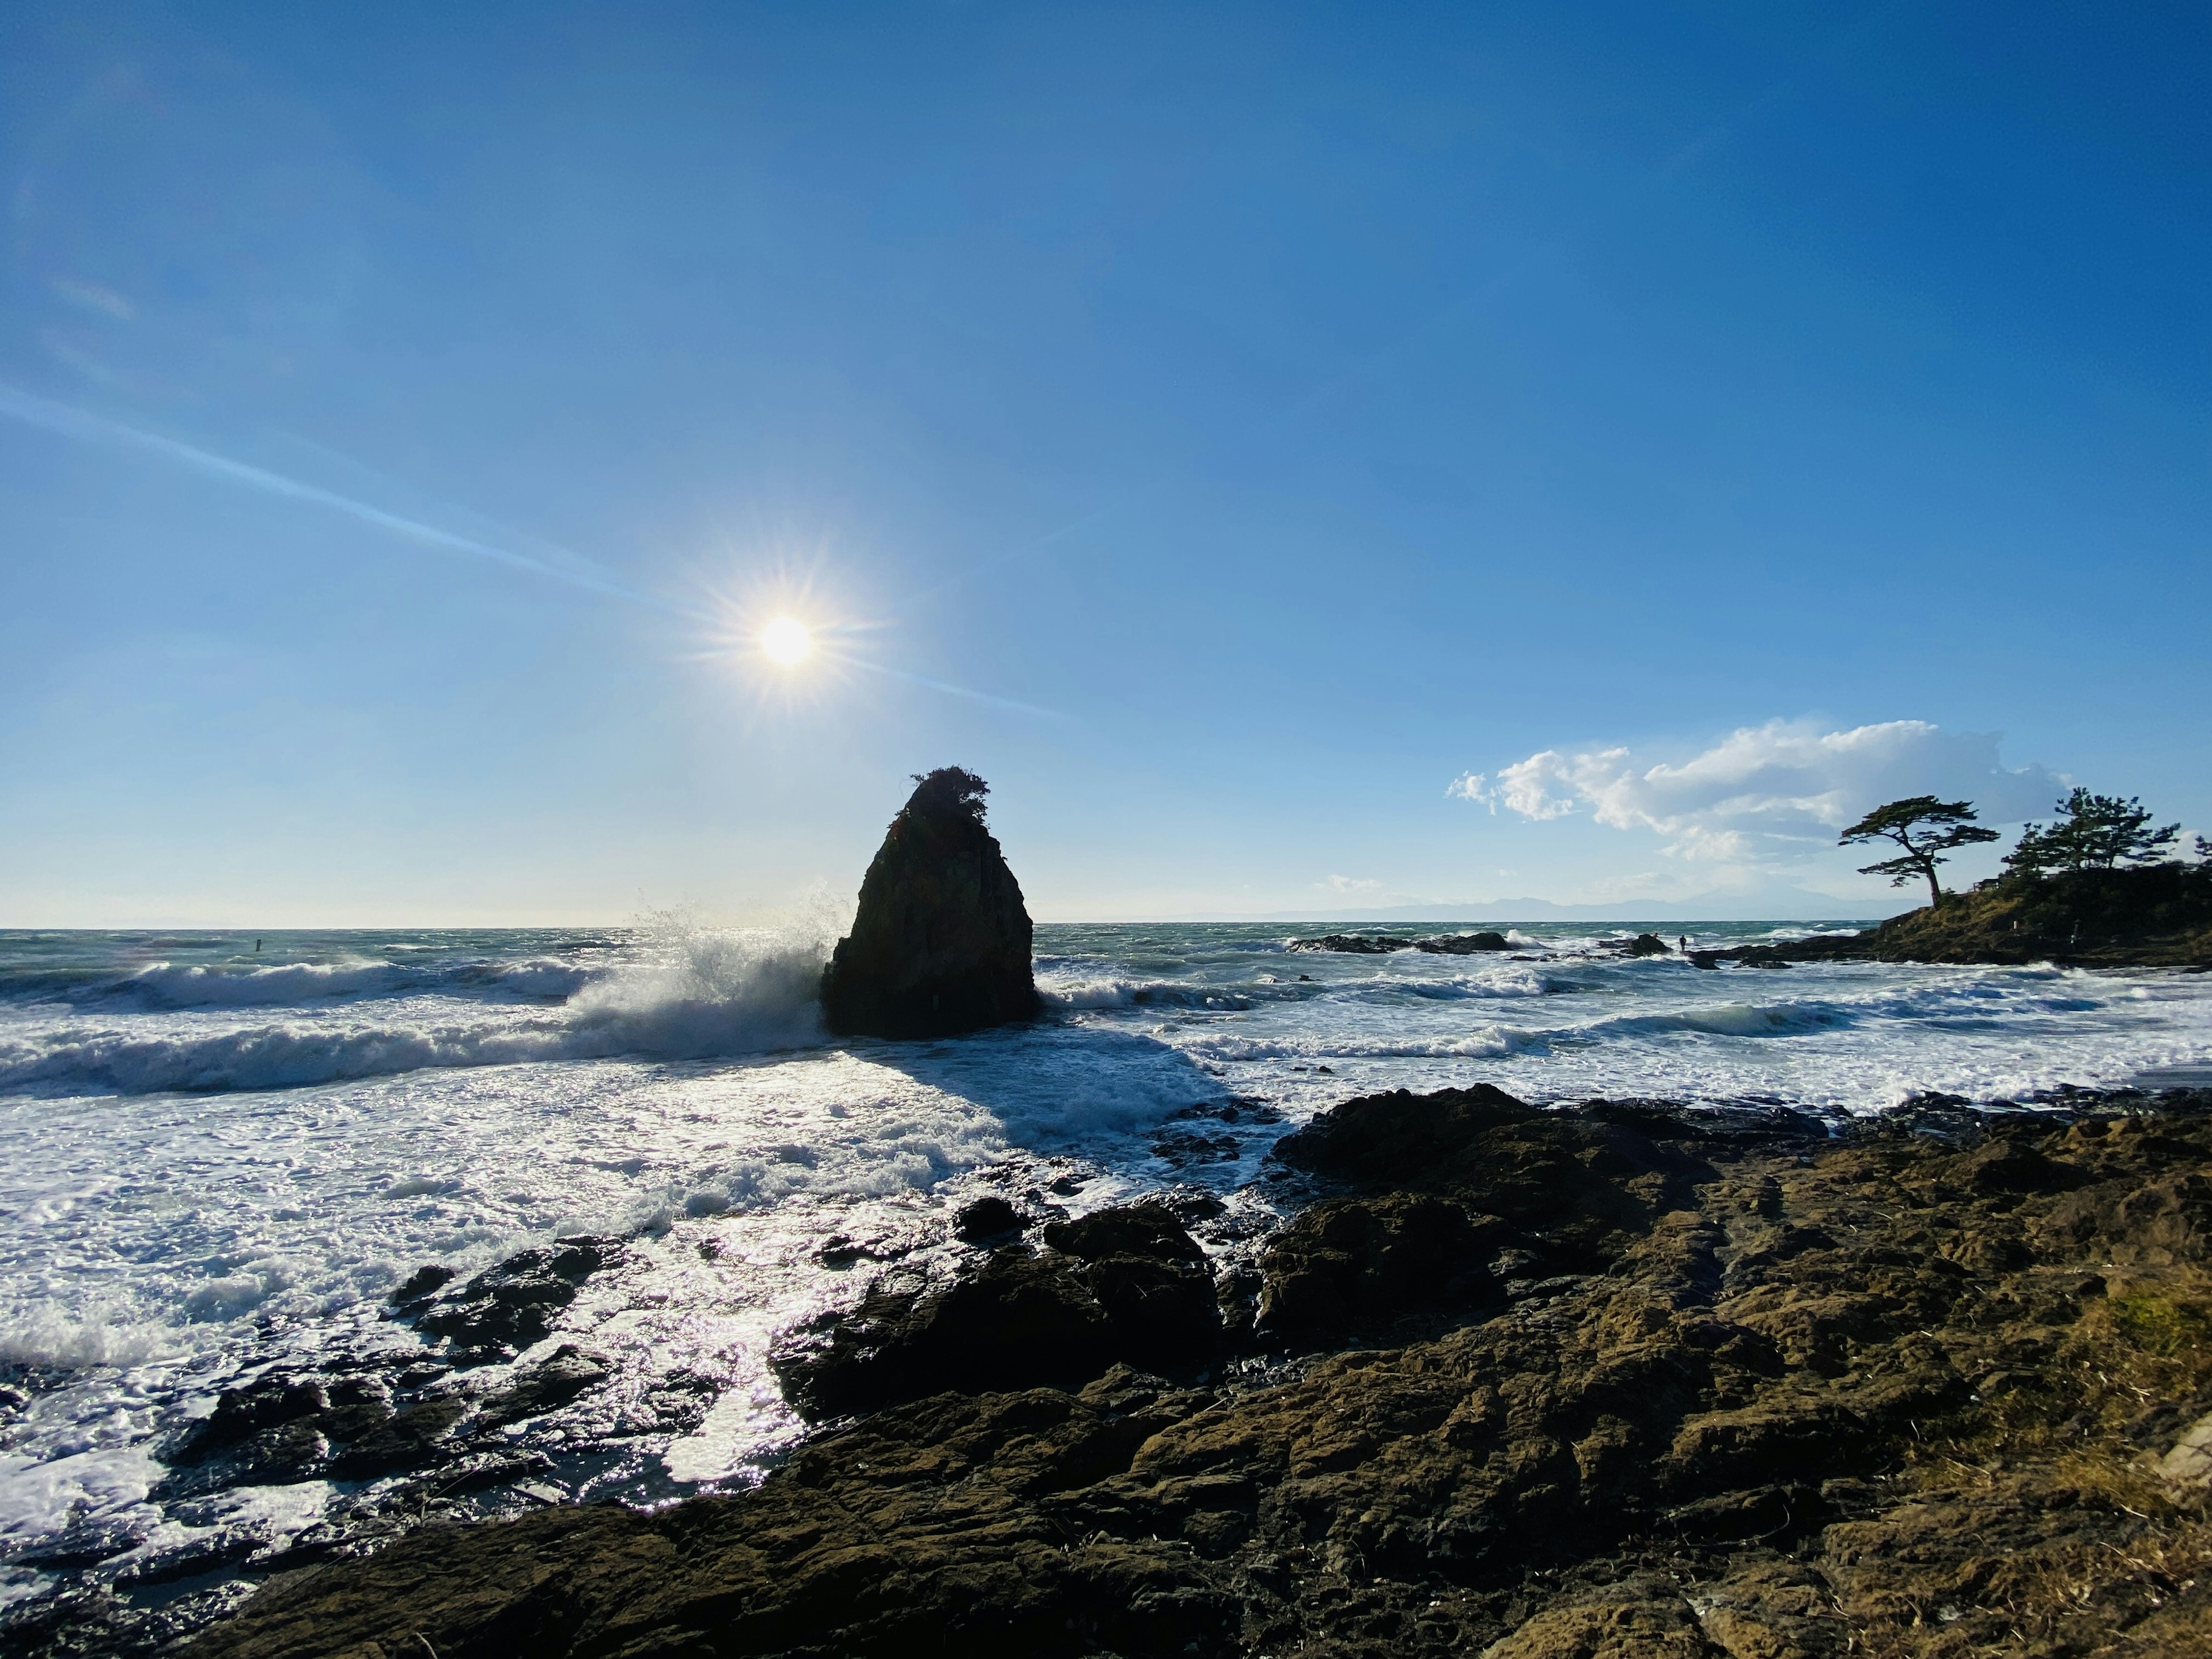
952;1194;1030;1243
1288;931;1513;955
400;1234;619;1363
1416;929;1513;954
0;1229;663;1659
187;1088;2212;1658
772;1201;1222;1419
820;767;1040;1038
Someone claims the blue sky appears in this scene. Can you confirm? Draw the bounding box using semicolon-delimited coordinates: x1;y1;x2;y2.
1;2;2205;925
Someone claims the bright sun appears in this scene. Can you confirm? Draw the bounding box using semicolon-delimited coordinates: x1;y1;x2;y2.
760;616;812;665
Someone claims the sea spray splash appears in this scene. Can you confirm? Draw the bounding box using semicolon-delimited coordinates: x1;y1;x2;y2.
561;901;842;1060
0;905;851;1096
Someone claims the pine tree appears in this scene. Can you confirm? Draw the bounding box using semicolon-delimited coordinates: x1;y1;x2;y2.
2003;789;2179;878
1839;797;2000;909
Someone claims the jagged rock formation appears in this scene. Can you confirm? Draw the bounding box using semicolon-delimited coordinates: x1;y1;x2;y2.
820;768;1040;1038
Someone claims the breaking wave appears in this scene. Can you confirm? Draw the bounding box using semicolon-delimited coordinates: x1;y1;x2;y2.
0;922;835;1096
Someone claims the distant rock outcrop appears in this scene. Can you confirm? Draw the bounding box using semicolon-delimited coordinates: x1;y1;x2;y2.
820;768;1041;1039
1287;931;1512;955
1721;862;2212;969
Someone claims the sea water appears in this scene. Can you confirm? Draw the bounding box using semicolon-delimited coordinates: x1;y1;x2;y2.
4;918;2210;1627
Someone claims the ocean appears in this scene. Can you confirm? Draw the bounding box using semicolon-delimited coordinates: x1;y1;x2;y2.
5;918;2211;1633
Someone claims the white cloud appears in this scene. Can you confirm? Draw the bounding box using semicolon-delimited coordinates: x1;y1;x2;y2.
1459;719;2061;866
1445;772;1494;808
1320;873;1382;893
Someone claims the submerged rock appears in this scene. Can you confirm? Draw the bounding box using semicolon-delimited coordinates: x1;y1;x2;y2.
821;767;1040;1039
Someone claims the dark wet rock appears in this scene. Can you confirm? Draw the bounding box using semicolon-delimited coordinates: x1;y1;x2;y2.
170;1375;328;1464
1255;1192;1509;1341
1171;1096;1281;1126
1287;933;1411;953
2;1517;147;1571
1290;930;1513;955
195;1090;2212;1659
1043;1200;1207;1263
473;1345;611;1428
953;1195;1029;1243
1414;930;1512;953
820;767;1040;1039
1272;1080;1537;1180
1268;1085;1716;1268
388;1264;454;1307
191;1372;1242;1659
158;1370;467;1497
1953;1137;2084;1197
407;1236;617;1362
422;1450;558;1497
776;1203;1220;1418
1616;931;1672;956
815;1232;908;1268
112;1525;267;1586
1149;1126;1240;1164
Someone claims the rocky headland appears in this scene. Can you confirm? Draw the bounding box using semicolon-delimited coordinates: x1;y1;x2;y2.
179;1082;2212;1658
1723;864;2212;971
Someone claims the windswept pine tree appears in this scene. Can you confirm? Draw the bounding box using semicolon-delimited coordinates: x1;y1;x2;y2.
1839;796;2000;909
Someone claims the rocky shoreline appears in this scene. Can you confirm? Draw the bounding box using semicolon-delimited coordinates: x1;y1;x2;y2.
1283;864;2212;972
150;1082;2212;1657
1736;865;2212;970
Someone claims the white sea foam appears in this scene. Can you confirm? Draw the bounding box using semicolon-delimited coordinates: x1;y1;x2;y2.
0;925;834;1096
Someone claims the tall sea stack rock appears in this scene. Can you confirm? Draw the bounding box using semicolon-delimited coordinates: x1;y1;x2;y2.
820;767;1040;1039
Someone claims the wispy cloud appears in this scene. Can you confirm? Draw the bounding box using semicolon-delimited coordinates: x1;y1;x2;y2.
0;382;646;608
47;277;135;321
1320;873;1382;893
1455;719;2061;865
0;382;1070;722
